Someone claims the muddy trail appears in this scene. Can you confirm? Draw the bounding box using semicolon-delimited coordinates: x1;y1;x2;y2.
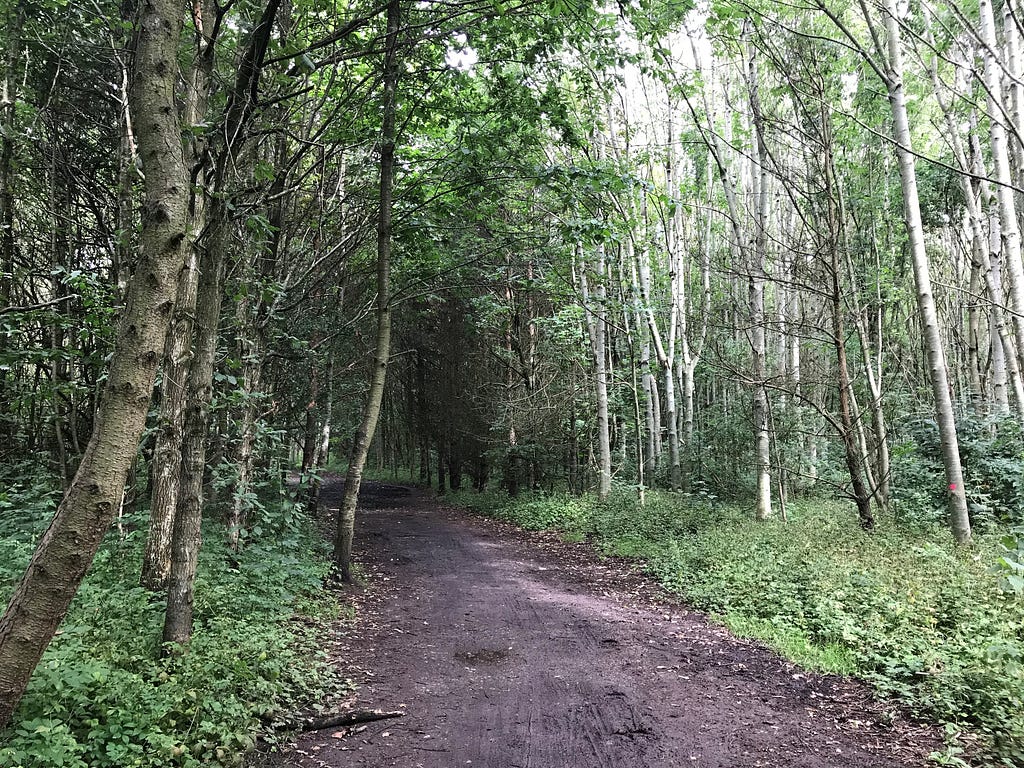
277;481;941;768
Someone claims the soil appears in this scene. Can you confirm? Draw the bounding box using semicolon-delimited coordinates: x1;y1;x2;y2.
275;481;944;768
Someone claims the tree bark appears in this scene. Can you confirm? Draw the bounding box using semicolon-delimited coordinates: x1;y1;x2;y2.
746;35;773;520
160;0;282;644
0;0;189;724
0;0;22;311
308;355;334;509
581;243;612;501
227;300;264;552
142;5;215;589
628;239;658;484
978;0;1024;379
0;2;24;439
924;22;1024;423
162;223;226;647
333;0;400;582
880;0;971;543
831;245;874;528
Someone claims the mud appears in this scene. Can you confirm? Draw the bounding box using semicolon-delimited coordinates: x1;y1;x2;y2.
276;482;940;768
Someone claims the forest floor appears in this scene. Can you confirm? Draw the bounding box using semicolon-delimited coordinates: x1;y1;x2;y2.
272;481;944;768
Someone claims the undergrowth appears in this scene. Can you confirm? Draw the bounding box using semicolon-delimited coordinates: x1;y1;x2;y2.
0;467;347;768
450;486;1024;767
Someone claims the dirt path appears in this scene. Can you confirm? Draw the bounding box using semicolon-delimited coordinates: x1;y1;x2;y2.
278;482;939;768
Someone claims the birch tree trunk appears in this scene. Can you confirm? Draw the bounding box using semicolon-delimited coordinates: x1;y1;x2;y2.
581;243;612;501
991;259;1011;411
746;36;773;520
978;0;1024;377
679;162;714;491
924;22;1024;422
636;227;678;489
663;106;683;490
620;271;646;502
0;0;189;722
965;250;984;406
879;0;971;543
627;236;657;485
1005;0;1024;184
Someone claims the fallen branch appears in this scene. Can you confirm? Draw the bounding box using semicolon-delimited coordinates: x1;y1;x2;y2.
302;709;405;732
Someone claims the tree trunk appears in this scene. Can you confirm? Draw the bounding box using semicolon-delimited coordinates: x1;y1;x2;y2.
747;36;773;520
437;439;447;494
227;329;263;551
308;355;334;509
0;0;189;724
448;440;462;491
0;0;22;313
162;222;226;647
333;0;400;582
568;393;580;495
966;254;984;406
141;11;214;589
581;244;612;501
925;23;1024;424
663;106;683;490
979;0;1024;378
991;272;1010;411
161;0;282;643
415;349;431;485
831;252;874;528
880;0;971;543
633;220;676;487
300;376;319;475
619;273;646;500
142;239;201;590
679;184;712;491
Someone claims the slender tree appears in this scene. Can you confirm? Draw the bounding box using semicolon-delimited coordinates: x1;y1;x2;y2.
334;0;401;582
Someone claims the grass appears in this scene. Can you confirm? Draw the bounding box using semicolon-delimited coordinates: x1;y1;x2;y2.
449;486;1024;767
719;613;860;674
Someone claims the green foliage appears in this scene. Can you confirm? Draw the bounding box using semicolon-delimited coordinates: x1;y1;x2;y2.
0;461;63;545
0;466;347;768
893;412;1024;529
994;528;1024;596
456;490;592;534
457;488;1024;765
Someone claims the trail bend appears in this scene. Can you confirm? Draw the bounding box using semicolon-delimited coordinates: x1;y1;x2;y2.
278;482;935;768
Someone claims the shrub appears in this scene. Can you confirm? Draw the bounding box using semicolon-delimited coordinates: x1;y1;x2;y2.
0;472;345;768
893;412;1024;529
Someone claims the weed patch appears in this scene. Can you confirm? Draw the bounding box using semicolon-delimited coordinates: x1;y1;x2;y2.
0;473;347;768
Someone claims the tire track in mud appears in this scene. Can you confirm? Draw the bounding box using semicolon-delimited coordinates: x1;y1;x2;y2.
276;483;939;768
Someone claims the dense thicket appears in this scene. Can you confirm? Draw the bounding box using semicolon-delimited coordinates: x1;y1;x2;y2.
3;0;1024;762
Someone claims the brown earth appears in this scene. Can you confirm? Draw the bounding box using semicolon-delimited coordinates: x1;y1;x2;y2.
274;481;944;768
